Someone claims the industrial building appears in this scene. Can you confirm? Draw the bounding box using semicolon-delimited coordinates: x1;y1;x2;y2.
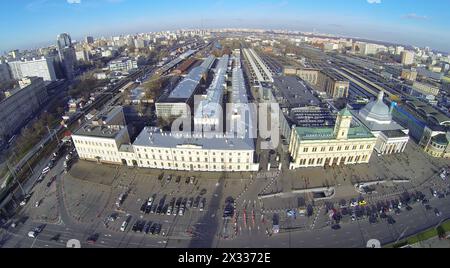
242;48;273;84
272;76;335;128
316;69;350;100
194;55;229;132
155;55;215;119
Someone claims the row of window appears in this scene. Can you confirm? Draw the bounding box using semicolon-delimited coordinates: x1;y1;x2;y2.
79;154;120;163
430;142;447;150
77;147;117;156
302;144;372;153
75;140;114;148
135;147;251;157
298;155;368;166
138;160;251;171
137;154;250;163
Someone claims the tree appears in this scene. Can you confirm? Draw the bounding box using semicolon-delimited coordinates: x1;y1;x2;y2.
437;226;446;239
143;75;169;101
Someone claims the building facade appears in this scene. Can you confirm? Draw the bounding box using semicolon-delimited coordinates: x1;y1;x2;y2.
0;77;48;141
289;108;377;169
296;68;319;85
131;129;258;172
317;70;350;100
10;57;57;81
401;51;415;66
109;57;138;72
72;106;131;164
412;81;440;96
419;127;450;158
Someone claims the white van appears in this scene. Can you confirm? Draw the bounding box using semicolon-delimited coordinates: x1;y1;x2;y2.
120;221;128;232
42;167;50;175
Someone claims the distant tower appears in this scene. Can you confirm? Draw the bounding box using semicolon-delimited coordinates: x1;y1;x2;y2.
334;108;352;140
56;33;75;81
85;36;94;44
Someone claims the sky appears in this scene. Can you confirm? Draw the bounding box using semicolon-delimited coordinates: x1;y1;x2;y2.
1;0;450;53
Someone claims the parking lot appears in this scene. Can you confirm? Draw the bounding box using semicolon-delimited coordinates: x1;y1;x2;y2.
62;160;255;242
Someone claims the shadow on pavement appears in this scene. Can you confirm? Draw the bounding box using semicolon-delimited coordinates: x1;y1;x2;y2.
187;173;227;248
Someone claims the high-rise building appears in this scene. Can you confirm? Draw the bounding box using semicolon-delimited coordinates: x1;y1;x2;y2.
401;50;415;66
395;46;404;55
8;57;57;81
57;33;72;52
57;33;76;80
0;61;12;83
85;36;94;44
8;49;20;60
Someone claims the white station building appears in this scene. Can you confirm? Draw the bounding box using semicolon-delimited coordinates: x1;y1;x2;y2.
350;91;410;155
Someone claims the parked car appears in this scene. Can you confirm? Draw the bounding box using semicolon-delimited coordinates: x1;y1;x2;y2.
434;208;442;217
20;194;32;206
36;174;45;183
86;233;100;245
28;225;45;238
132;221;140;232
46;176;57;188
147;196;154;207
149;224;157;235
42;167;50;175
178;207;185;216
199;198;206;211
154;224;162;235
193;196;201;208
140;202;147;212
187;198;193;208
120;215;131;232
144;221;152;234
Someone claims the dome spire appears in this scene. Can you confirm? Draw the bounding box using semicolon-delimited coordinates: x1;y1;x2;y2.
377;91;385;101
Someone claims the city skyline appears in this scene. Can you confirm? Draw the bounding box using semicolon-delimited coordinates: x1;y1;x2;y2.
1;0;450;53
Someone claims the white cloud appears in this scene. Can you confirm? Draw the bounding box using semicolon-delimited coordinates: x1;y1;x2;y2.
402;13;428;20
67;0;81;4
367;0;381;4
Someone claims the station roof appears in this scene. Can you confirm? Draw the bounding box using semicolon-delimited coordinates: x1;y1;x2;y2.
272;76;321;108
166;55;216;100
406;99;450;126
133;127;255;151
294;122;374;141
